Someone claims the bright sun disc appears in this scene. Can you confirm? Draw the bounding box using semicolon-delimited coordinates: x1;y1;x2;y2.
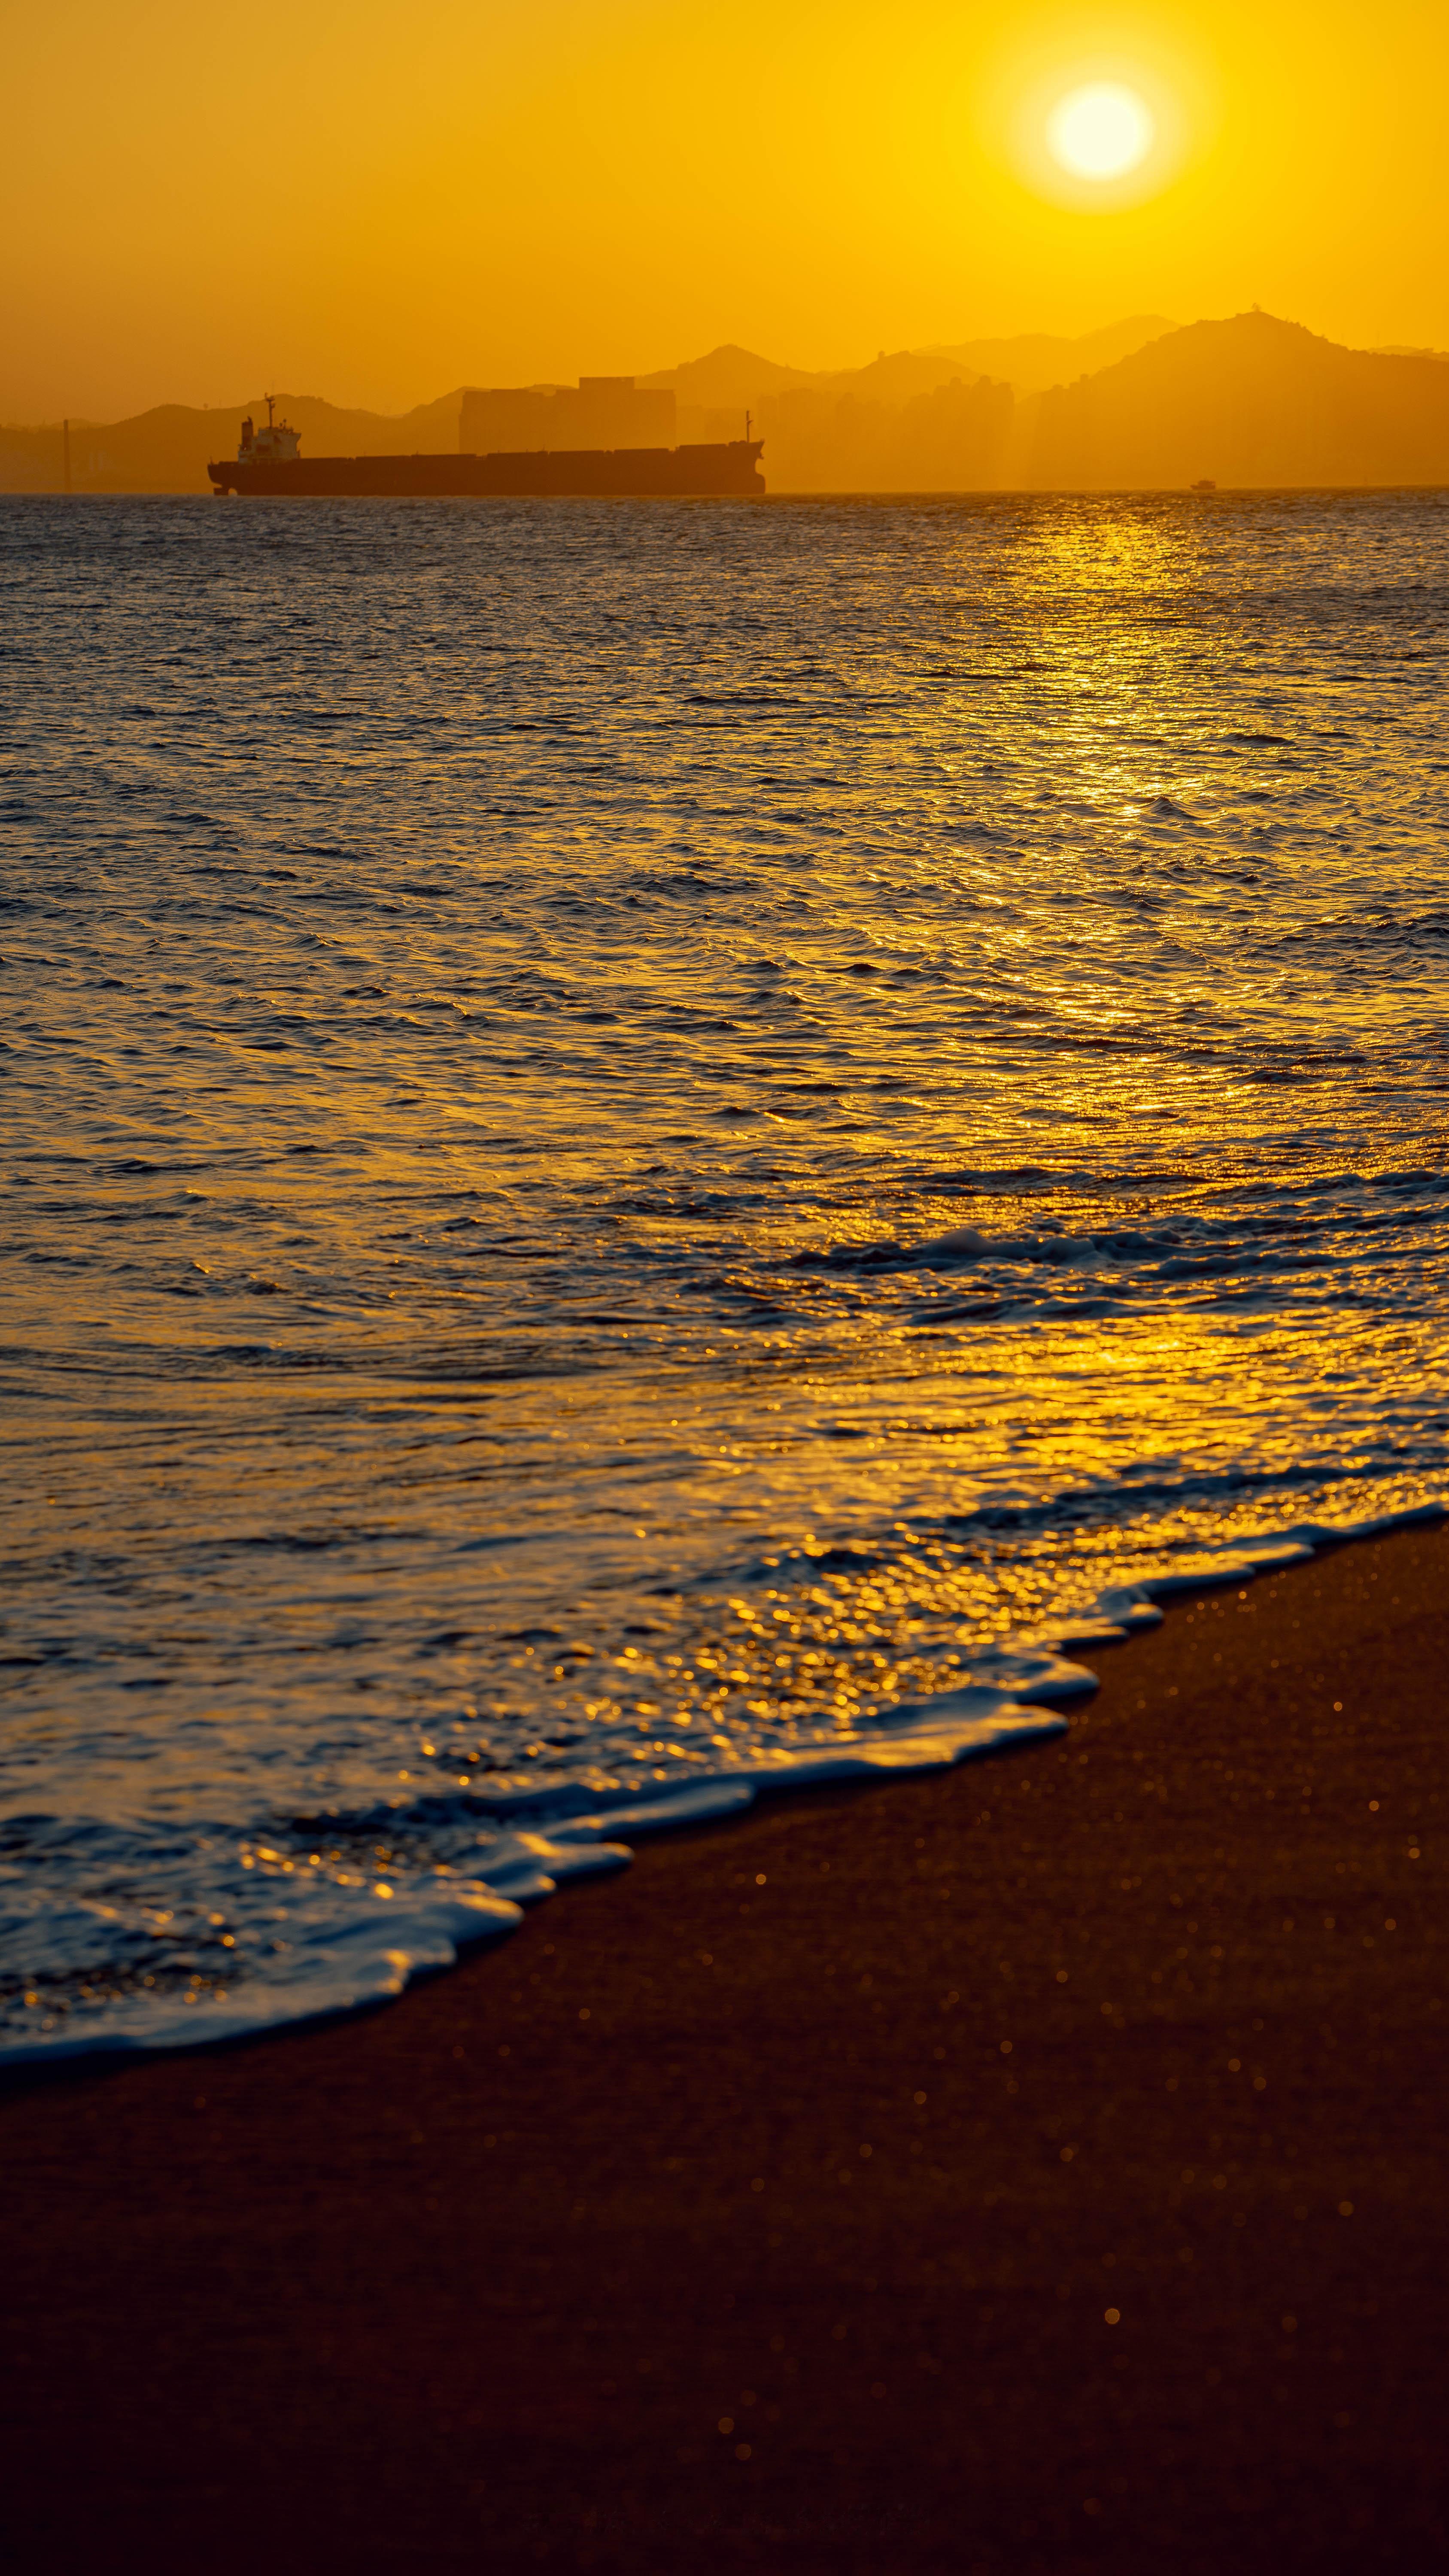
1047;82;1154;181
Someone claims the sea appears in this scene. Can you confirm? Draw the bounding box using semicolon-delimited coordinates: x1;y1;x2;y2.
3;489;1447;2062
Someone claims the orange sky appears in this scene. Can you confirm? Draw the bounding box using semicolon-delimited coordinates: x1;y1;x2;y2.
4;0;1446;420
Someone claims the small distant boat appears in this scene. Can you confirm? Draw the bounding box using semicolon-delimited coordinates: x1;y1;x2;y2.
1189;477;1217;493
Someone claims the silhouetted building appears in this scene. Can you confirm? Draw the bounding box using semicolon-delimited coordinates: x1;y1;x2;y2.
459;377;676;453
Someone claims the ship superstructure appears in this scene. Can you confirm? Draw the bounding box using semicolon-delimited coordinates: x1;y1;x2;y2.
236;396;301;465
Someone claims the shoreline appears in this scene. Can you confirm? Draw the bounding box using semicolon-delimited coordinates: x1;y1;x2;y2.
6;1512;1436;2079
4;1518;1447;2571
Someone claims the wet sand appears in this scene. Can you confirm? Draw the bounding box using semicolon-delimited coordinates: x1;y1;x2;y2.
3;1521;1446;2574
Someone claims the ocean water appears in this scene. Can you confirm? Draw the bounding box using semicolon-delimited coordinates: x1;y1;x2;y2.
3;488;1447;2061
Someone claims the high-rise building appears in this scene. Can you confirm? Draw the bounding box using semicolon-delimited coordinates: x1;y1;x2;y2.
460;377;676;454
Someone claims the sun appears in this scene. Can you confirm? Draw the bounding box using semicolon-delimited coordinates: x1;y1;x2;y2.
987;36;1206;212
1046;82;1155;182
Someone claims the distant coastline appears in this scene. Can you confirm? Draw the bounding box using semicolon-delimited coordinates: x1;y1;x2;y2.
8;311;1449;498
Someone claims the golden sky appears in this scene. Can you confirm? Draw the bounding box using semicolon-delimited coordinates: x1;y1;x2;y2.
4;0;1445;419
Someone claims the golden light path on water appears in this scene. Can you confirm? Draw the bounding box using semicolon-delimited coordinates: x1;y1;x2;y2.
3;490;1447;2051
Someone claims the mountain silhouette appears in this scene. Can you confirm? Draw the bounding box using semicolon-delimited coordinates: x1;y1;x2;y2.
1030;311;1449;487
637;345;818;406
7;313;1449;494
0;391;463;496
926;317;1174;394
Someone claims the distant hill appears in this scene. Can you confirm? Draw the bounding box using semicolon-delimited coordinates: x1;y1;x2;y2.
4;332;1168;492
6;315;1449;494
637;345;817;407
644;343;1007;412
0;391;463;495
648;346;1011;455
1030;312;1449;488
638;319;1175;437
925;316;1174;394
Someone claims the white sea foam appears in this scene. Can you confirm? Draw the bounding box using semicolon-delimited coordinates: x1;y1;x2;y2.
0;1837;639;2068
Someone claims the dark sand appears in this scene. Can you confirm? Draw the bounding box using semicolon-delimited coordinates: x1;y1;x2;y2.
3;1523;1446;2574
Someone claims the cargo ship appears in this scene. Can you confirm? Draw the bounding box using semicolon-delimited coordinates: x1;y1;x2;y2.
209;398;766;499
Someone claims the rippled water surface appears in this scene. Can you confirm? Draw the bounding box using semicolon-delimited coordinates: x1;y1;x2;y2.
4;490;1448;2056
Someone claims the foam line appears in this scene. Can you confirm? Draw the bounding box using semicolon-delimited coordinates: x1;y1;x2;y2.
2;1886;525;2069
7;1499;1443;2068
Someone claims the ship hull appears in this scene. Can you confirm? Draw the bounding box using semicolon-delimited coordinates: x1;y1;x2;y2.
207;443;765;498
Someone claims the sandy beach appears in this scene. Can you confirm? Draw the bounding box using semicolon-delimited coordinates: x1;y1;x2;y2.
3;1517;1446;2573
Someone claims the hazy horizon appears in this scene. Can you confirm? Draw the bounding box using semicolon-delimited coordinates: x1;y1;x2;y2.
8;314;1182;430
7;307;1448;439
7;0;1449;420
8;310;1449;498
